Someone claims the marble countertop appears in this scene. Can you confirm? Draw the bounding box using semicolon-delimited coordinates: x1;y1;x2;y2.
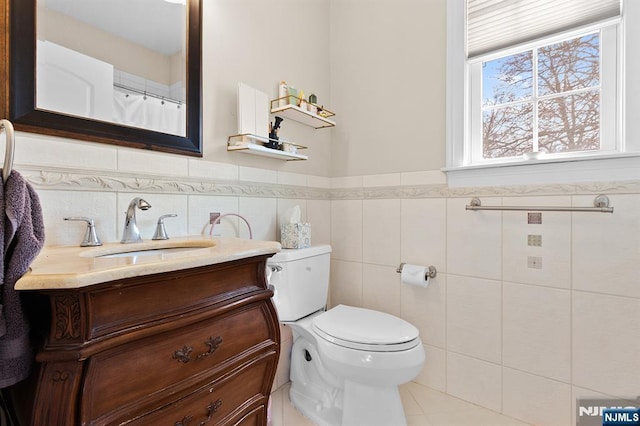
15;236;281;291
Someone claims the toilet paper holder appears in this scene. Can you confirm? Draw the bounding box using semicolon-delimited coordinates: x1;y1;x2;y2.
396;263;437;279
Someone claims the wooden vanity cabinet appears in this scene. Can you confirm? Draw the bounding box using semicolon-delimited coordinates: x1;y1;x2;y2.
13;254;280;426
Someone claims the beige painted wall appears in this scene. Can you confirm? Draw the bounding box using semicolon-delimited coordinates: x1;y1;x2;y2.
32;0;449;179
204;0;333;176
329;0;447;177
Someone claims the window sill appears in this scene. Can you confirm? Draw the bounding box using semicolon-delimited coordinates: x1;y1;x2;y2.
443;153;640;187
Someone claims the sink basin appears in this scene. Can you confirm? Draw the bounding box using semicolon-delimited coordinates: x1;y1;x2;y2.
98;247;206;259
80;240;216;259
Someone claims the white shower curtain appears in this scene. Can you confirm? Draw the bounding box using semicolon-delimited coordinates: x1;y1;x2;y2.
113;90;186;136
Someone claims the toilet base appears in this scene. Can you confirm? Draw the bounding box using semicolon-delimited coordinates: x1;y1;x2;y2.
342;381;406;426
288;335;409;426
288;335;343;426
289;386;342;426
290;378;406;426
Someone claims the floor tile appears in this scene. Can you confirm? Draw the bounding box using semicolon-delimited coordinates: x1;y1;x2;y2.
271;381;532;426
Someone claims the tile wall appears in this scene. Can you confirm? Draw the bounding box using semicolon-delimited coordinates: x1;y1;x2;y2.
10;134;332;393
329;173;640;426
11;133;640;426
13;134;331;248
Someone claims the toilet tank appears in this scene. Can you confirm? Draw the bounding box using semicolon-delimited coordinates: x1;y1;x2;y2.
267;245;331;321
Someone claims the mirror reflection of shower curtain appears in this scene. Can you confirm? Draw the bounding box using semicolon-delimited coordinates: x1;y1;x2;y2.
113;90;186;136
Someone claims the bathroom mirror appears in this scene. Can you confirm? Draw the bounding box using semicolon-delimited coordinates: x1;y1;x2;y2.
3;0;202;156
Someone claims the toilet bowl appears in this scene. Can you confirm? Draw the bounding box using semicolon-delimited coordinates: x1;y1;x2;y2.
268;245;425;426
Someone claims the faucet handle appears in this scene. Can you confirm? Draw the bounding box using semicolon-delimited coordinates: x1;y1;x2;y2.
64;217;102;247
152;214;178;240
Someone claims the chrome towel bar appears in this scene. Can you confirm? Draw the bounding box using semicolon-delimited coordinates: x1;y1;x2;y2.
466;195;614;213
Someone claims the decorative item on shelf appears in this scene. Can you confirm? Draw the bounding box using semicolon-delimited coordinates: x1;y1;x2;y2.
281;142;297;154
307;94;318;114
288;86;298;105
267;116;284;149
278;81;288;107
298;90;307;110
317;107;330;118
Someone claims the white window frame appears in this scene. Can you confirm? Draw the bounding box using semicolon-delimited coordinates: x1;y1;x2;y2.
470;25;618;165
445;0;640;187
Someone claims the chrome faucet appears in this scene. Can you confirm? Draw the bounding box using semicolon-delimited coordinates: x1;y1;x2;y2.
152;214;178;240
64;217;102;247
121;197;152;244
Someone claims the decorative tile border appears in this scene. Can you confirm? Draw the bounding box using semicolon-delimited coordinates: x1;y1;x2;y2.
18;165;640;201
332;180;640;200
19;166;329;200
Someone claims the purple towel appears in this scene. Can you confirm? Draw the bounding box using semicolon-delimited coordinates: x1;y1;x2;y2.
0;174;4;339
0;170;45;388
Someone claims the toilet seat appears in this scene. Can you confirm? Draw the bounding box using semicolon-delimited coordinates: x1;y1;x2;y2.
312;304;420;352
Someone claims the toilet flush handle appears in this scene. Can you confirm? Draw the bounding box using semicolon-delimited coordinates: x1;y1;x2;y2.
266;264;281;295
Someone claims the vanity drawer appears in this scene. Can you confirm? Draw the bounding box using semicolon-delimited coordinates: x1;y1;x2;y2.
233;406;266;426
81;302;276;423
87;260;266;339
128;352;273;426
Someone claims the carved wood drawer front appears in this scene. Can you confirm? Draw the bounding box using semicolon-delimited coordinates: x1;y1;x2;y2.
234;406;265;426
87;261;263;339
129;352;273;426
81;303;274;423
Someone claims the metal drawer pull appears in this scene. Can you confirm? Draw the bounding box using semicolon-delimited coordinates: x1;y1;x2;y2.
173;336;223;363
174;399;222;426
175;415;193;426
196;336;223;360
203;399;223;424
172;346;193;363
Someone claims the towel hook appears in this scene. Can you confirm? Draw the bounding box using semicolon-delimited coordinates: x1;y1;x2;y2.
0;119;15;183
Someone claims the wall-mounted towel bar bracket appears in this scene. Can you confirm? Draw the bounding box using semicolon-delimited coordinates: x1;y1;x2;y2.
466;195;614;213
396;262;438;279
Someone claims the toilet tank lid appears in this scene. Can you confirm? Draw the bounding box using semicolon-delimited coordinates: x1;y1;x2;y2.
268;244;332;263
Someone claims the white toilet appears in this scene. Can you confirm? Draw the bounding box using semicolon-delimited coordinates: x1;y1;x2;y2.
268;244;425;426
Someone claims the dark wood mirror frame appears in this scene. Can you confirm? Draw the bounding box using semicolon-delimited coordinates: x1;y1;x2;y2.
1;0;202;156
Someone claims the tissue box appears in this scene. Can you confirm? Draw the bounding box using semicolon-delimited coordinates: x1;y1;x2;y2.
281;223;311;249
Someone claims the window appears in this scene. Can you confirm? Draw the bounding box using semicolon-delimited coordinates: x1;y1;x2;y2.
446;0;624;172
470;27;618;164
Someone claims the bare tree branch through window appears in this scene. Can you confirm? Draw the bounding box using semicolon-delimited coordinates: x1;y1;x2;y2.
482;33;600;159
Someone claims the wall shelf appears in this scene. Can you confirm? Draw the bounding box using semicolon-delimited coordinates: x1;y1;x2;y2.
270;98;336;129
227;134;308;161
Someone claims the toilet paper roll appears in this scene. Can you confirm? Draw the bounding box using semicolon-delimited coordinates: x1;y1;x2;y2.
401;264;430;288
